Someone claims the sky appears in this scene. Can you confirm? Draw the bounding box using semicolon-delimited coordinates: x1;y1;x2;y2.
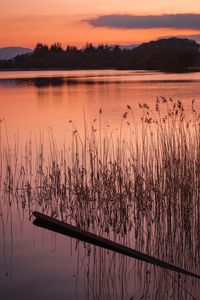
1;0;200;48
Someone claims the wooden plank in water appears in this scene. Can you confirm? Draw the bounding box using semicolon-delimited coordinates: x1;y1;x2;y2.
33;210;200;280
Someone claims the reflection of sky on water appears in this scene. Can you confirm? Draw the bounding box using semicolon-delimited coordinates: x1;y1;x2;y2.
0;199;200;300
0;70;200;299
0;70;200;145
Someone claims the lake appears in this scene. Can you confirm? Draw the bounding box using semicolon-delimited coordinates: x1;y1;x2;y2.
0;70;200;140
0;70;200;300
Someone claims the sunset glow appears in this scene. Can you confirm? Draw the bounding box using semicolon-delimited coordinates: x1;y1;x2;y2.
1;0;200;48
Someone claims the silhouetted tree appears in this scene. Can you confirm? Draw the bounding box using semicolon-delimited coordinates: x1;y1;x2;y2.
33;43;49;58
50;43;63;53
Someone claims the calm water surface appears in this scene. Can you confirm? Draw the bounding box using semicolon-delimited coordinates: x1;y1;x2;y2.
0;70;200;299
0;70;200;140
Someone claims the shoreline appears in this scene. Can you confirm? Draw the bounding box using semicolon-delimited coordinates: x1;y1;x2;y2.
0;67;200;73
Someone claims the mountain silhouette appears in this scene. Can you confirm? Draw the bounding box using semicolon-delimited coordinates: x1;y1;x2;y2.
0;47;32;60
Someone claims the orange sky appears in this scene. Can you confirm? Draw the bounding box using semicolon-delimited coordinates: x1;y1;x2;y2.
1;0;200;48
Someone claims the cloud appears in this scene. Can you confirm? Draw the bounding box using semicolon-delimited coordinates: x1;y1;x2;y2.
87;14;200;30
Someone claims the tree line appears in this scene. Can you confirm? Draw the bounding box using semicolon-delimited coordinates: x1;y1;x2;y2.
0;38;200;71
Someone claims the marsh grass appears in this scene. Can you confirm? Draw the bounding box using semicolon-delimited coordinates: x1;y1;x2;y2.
1;97;200;299
1;98;200;257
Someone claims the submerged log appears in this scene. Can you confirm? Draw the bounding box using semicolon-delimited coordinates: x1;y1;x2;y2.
33;211;200;279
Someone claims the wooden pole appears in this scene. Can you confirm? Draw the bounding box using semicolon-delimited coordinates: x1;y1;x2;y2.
33;211;200;280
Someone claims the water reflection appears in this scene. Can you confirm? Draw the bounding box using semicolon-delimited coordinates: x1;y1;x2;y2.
1;70;200;145
0;76;199;89
1;71;200;299
1;197;199;300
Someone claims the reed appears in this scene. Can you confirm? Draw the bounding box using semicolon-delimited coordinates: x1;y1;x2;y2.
1;98;200;255
1;98;200;299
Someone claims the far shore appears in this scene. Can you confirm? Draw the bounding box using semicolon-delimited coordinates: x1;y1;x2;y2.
1;66;200;73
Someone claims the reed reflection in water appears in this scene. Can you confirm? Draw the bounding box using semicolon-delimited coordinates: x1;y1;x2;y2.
0;97;200;299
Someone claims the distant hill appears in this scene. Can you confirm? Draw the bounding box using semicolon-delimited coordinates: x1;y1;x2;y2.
136;37;199;52
0;38;200;71
132;38;200;70
120;44;138;49
108;44;138;50
0;47;32;60
110;44;138;49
